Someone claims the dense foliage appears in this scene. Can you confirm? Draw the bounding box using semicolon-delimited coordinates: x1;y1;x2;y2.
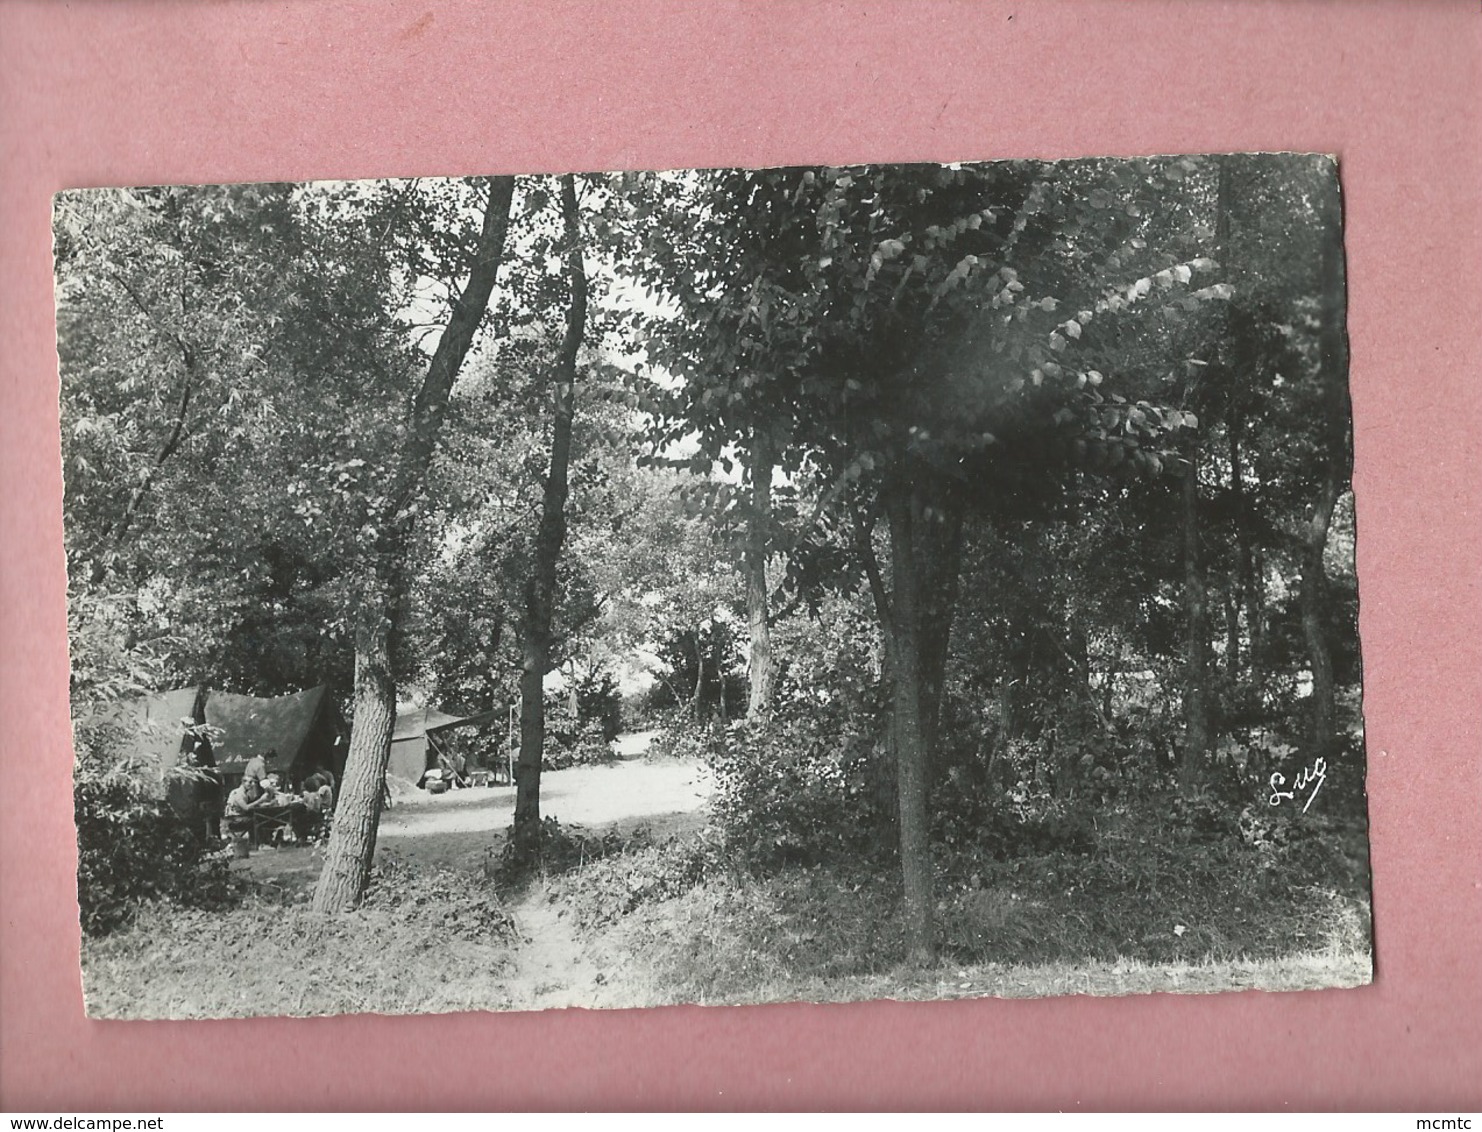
73;726;239;935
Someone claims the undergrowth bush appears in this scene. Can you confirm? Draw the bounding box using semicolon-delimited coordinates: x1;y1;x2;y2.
705;713;896;872
486;816;636;891
542;719;617;772
82;860;522;1018
74;725;241;936
931;772;1096;869
547;825;731;929
569;700;1370;985
931;794;1370;966
643;715;725;763
362;856;518;942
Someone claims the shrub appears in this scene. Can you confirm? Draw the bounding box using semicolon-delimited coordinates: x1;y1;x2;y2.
706;712;896;873
645;714;727;763
74;725;240;936
931;771;1096;880
486;816;633;891
361;856;518;943
573;668;624;741
547;825;730;929
541;719;617;771
931;802;1371;968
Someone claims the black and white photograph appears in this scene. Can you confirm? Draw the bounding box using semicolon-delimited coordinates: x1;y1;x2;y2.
58;154;1371;1019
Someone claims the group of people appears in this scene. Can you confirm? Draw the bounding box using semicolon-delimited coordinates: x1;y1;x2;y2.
221;753;336;853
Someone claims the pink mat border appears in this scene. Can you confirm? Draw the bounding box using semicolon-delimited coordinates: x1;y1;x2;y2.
2;0;1479;1112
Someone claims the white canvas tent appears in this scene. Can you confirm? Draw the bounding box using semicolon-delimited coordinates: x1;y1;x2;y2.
387;706;496;787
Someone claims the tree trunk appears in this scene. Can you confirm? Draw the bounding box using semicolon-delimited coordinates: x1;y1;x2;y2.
1250;547;1266;668
858;518;901;824
885;483;935;966
1225;587;1241;683
916;502;964;783
311;601;395;911
745;430;776;722
312;177;515;913
515;646;546;833
1174;149;1225;779
691;633;705;715
655;669;684;714
717;632;729;723
513;175;587;858
1180;461;1211;796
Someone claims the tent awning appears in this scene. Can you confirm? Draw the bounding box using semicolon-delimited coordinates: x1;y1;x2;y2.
391;706;497;742
207;687;332;775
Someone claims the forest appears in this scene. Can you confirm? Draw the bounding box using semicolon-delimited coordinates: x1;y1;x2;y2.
58;154;1372;1016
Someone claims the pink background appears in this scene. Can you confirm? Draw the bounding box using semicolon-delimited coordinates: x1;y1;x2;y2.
2;0;1478;1111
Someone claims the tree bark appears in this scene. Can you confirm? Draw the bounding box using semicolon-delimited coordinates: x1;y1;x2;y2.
1250;547;1266;667
513;175;587;858
1225;587;1241;683
311;605;395;911
312;177;515;913
691;632;706;715
1174;156;1232;797
745;429;776;722
857;509;902;823
915;502;965;782
885;482;935;966
1180;460;1211;796
716;632;729;723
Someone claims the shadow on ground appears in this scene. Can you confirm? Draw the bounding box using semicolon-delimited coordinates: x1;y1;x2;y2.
234;806;708;896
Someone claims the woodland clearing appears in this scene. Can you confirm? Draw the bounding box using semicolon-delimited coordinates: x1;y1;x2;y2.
80;733;1369;1019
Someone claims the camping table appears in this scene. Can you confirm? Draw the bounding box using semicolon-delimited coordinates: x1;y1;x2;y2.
250;799;306;847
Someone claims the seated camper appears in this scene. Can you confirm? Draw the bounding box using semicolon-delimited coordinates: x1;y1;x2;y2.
222;781;270;855
295;772;335;841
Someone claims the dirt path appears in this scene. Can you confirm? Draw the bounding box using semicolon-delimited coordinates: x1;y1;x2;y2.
496;730;674;1010
503;885;618;1011
236;731;695;1008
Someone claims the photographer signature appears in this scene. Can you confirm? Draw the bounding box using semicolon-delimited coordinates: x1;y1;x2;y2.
1268;757;1327;813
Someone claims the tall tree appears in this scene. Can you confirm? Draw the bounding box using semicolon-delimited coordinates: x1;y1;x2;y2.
55;186;300;589
632;160;1227;960
1179;456;1211;795
313;178;515;912
744;428;777;721
1176;158;1231;795
511;174;589;858
56;184;424;700
1298;164;1352;765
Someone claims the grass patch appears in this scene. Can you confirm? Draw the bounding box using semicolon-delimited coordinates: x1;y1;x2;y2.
572;863;1371;1007
550;806;1373;1008
696;950;1371;1006
484;816;642;893
81;854;520;1019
